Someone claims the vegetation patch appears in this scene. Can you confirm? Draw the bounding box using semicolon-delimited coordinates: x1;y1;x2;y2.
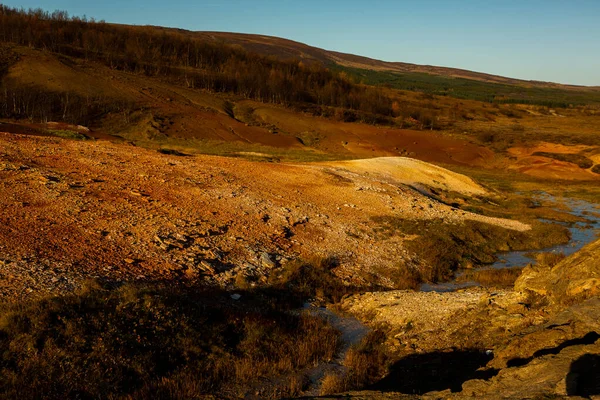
334;65;600;107
0;81;133;125
0;282;341;399
267;256;370;304
157;148;188;156
320;329;391;395
370;217;570;283
0;6;396;120
47;129;89;140
459;267;524;288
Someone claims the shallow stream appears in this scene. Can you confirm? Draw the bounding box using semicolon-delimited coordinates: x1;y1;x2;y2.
421;193;600;293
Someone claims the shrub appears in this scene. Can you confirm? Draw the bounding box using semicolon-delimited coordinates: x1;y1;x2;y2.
319;372;346;395
268;256;363;304
459;267;524;288
0;282;341;399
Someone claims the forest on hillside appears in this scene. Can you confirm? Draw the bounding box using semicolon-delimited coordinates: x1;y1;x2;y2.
0;6;399;122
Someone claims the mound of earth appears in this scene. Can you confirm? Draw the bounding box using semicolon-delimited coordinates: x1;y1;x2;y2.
507;143;600;181
320;157;487;195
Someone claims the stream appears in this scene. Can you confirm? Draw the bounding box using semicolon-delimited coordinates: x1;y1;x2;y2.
294;194;599;394
421;193;600;293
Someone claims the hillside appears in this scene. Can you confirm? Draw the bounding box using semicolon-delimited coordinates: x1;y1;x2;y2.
0;6;599;399
187;31;599;90
150;29;600;106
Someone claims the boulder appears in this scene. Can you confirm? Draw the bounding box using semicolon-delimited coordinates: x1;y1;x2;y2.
515;239;600;305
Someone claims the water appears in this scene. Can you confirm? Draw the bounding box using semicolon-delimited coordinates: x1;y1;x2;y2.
421;194;600;293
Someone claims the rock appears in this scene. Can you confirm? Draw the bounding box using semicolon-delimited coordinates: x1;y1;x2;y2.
184;267;198;279
200;260;215;275
230;293;241;300
260;252;276;268
515;239;600;305
0;162;16;171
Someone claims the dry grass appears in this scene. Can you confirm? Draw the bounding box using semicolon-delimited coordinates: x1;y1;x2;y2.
536;252;567;267
459;267;524;288
320;372;346;396
267;256;369;304
319;329;391;395
0;281;341;399
370;216;570;284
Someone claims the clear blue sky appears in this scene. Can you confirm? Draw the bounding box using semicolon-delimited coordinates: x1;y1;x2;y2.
4;0;600;85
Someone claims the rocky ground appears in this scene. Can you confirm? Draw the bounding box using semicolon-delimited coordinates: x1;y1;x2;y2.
333;237;600;399
1;131;598;399
0;131;528;299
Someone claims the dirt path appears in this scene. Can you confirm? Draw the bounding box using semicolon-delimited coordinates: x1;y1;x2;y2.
302;304;370;396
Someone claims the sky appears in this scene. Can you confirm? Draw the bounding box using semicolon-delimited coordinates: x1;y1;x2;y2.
3;0;600;86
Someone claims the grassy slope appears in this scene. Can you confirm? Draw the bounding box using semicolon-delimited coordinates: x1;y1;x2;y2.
334;65;600;107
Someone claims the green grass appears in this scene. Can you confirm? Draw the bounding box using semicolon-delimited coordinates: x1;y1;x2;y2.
47;129;89;140
333;66;600;107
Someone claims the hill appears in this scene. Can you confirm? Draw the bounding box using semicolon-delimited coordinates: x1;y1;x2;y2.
0;6;599;399
152;29;600;106
185;31;598;90
1;6;600;182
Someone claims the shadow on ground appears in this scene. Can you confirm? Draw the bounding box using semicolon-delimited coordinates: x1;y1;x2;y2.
507;332;600;368
567;353;600;397
370;350;497;394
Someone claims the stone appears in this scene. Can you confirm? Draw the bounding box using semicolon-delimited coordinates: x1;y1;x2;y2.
200;260;215;275
260;252;276;268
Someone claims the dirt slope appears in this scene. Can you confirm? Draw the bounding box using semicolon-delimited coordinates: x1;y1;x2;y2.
0;132;527;299
3;46;502;167
320;157;487;195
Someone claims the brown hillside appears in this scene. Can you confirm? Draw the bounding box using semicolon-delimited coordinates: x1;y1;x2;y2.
185;31;599;90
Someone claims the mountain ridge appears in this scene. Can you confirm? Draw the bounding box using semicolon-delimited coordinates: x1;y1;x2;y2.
147;27;599;90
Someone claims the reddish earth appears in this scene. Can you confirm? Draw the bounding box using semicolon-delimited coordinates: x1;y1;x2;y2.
6;46;600;184
507;143;600;181
0;132;527;300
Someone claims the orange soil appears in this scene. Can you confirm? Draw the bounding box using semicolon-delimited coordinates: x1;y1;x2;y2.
0;132;528;299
